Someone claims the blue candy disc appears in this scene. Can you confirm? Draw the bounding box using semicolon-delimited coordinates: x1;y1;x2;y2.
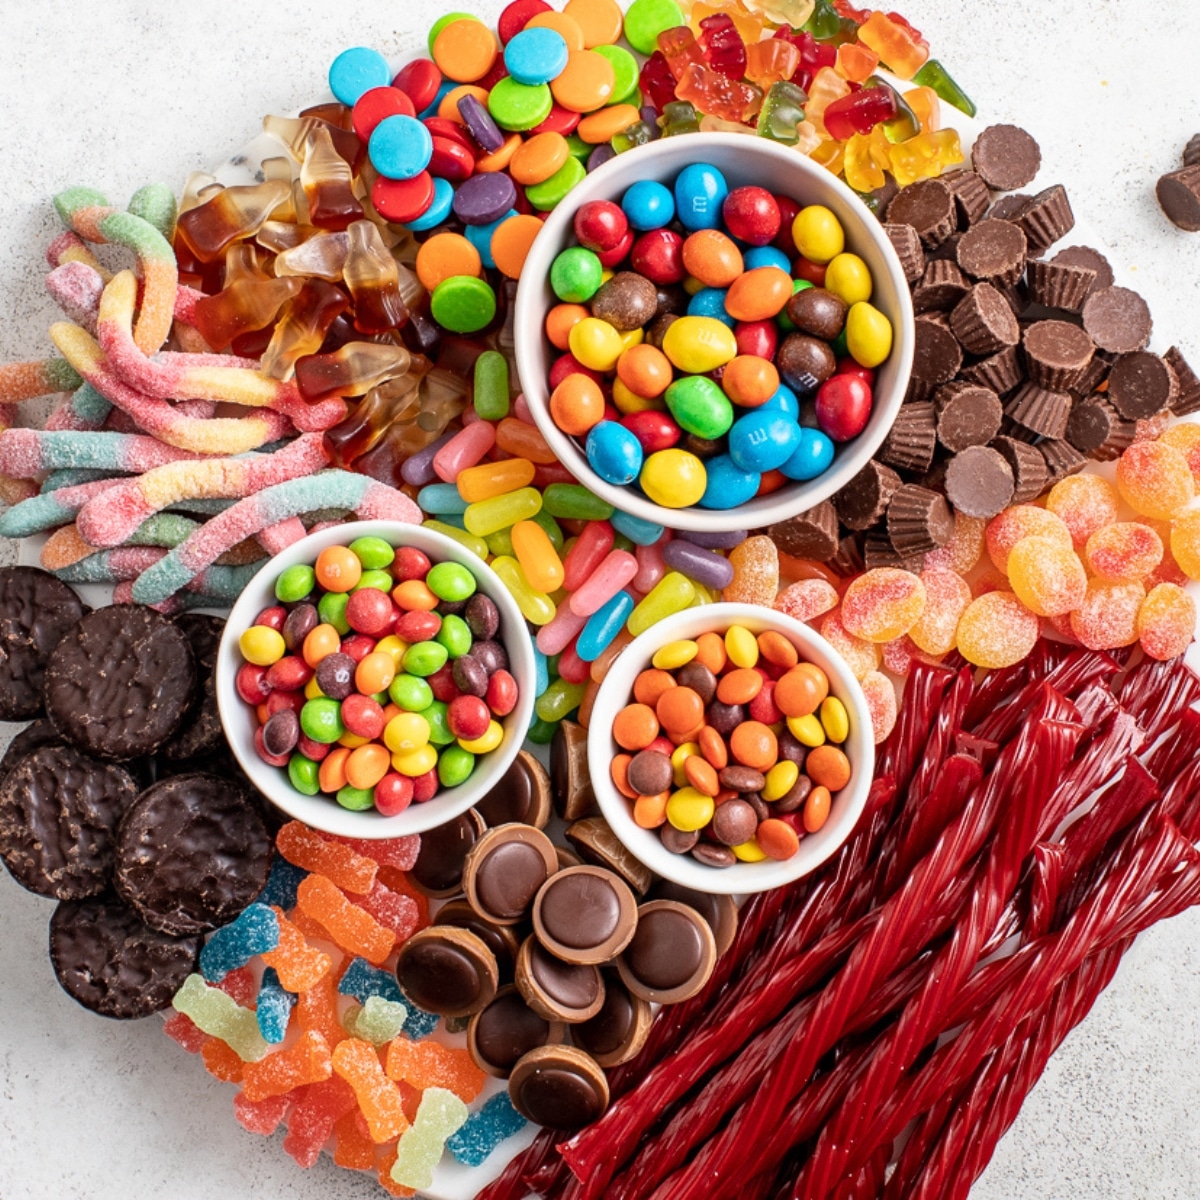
699;454;761;509
780;427;836;480
621;180;675;231
674;163;729;231
329;46;392;106
407;176;455;231
504;27;570;85
728;409;803;473
369;114;434;180
586;421;644;485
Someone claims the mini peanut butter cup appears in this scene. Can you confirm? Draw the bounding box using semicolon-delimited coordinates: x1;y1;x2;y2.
1026;257;1096;312
832;460;903;531
475;749;552;830
617;900;716;1005
971;124;1041;191
433;899;520;980
956;219;1027;286
959;345;1025;395
991;435;1050;504
508;1044;609;1129
564;817;652;895
1105;351;1177;420
1021;320;1095;391
395;925;499;1018
934;382;1003;451
878;402;937;474
944;447;1015;519
1051;245;1114;295
1156;164;1200;231
1013;184;1074;254
950;283;1020;356
882;222;925;283
463;824;558;926
1081;286;1153;354
468;984;565;1078
1166;345;1200;415
1184;134;1200;168
887;484;955;557
1039;438;1088;484
550;721;595;822
515;935;605;1023
533;865;637;965
987;193;1032;222
913;260;969;315
912;315;964;388
1065;396;1134;462
862;529;925;574
766;500;839;562
886;177;956;248
1004;382;1073;440
570;970;652;1068
1071;350;1112;398
944;169;991;228
408;808;487;898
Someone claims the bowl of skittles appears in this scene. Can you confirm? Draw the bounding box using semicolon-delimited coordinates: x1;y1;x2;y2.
216;520;536;839
514;132;915;533
587;601;875;895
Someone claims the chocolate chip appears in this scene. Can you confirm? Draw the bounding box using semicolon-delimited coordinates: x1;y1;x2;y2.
971;124;1042;191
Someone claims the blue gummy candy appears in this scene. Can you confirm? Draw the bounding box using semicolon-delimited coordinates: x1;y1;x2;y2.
257;854;308;911
398;988;441;1039
256;968;296;1044
199;903;279;983
339;957;405;1006
447;1093;528;1166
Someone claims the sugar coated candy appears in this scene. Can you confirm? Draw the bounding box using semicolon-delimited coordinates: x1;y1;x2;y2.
723;534;779;605
172;973;270;1062
296;873;396;964
1169;509;1200;579
1116;440;1195;519
1069;579;1145;651
339;955;406;1006
283;1075;358;1168
1086;522;1164;582
1045;474;1119;549
985;505;1072;574
234;1091;291;1137
1006;534;1088;617
860;669;898;743
276;822;379;894
332;1037;411;1142
773;577;839;622
819;610;882;680
1137;582;1197;660
446;1092;528;1167
200;903;280;982
908;567;971;655
345;995;409;1046
955;590;1040;668
261;907;332;993
385;1035;486;1102
332;1110;376;1170
241;1029;333;1102
257;854;309;910
922;511;986;575
256;967;296;1044
839;568;926;642
391;1086;470;1189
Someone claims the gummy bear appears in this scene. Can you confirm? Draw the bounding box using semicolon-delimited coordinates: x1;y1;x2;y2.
700;13;747;80
912;58;977;117
638;51;678;112
744;39;802;90
843;132;886;193
659;100;702;137
756;81;808;144
822;86;897;141
391;1087;470;1190
855;10;929;78
345;995;409;1046
676;63;763;124
888;129;963;186
657;25;706;80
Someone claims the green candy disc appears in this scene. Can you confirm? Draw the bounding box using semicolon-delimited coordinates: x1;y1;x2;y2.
550;246;603;303
526;156;587;211
594;45;639;105
487;77;553;131
430;275;496;334
623;0;684;54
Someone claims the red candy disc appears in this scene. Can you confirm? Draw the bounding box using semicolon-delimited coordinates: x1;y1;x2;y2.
422;117;474;149
372;172;435;223
532;104;582;136
499;0;552;42
351;86;416;142
393;58;443;112
428;135;476;182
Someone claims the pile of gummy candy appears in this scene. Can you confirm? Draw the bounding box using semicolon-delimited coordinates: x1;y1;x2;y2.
2;0;1200;1194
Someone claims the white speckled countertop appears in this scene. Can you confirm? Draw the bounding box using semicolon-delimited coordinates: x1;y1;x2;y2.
2;1;1200;1196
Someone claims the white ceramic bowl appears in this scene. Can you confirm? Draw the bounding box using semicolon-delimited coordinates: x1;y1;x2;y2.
587;602;874;894
216;520;536;839
514;133;915;533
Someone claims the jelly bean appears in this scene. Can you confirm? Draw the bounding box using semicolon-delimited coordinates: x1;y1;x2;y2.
543;482;614;520
610;510;665;546
512;519;565;592
628;571;696;635
660;538;736;589
492;555;556;624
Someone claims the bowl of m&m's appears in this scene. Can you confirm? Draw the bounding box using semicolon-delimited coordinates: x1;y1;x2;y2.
514;133;915;533
216;521;536;838
587;601;874;895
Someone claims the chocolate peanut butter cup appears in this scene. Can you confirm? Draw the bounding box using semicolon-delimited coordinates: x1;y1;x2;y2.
882;222;925;283
1105;351;1177;421
991;435;1050;504
833;460;903;531
616;900;716;1005
886;178;956;248
1081;286;1153;354
944;447;1015;519
971;124;1042;191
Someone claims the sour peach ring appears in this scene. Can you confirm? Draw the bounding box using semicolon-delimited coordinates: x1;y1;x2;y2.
96;272;346;432
131;472;421;604
75;432;330;548
49;322;293;453
53;187;178;355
